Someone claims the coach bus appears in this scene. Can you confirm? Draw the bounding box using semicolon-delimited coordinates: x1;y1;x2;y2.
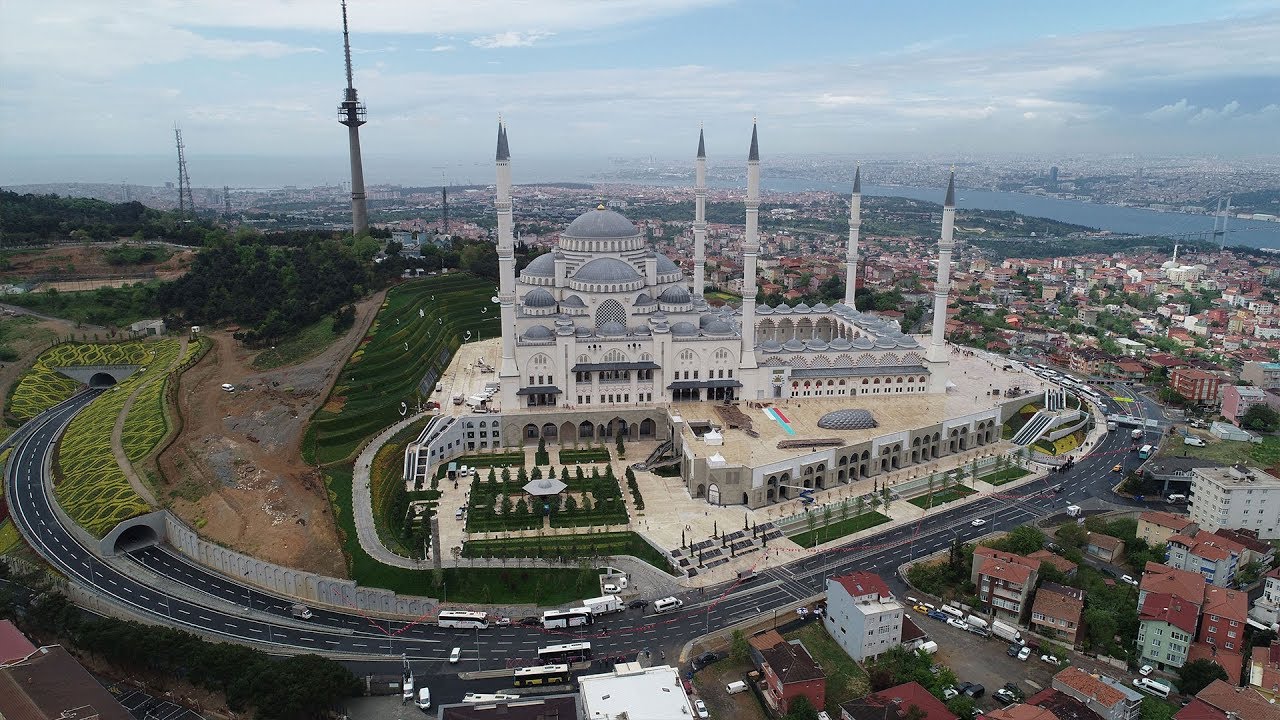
436;610;490;629
538;642;592;665
513;664;572;687
542;608;593;629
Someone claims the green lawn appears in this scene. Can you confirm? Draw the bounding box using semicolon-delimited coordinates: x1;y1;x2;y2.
787;511;891;548
783;622;869;716
982;467;1031;486
909;485;977;509
251;315;342;370
1176;435;1280;467
463;531;676;575
323;464;605;605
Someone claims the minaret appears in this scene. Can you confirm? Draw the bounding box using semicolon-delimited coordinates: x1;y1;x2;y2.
926;170;956;393
495;122;519;396
337;1;369;236
844;166;862;307
739;122;760;380
693;127;707;298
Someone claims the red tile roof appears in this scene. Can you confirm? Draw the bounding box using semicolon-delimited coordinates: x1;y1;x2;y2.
1053;667;1127;708
832;571;891;600
1201;586;1248;623
1140;592;1199;635
1141;562;1207;606
1188;642;1242;685
843;681;957;720
0;621;35;665
1027;550;1078;574
980;556;1034;585
1139;511;1196;533
1193;679;1280;720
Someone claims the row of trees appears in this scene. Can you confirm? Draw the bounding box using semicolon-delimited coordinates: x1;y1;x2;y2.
0;190;215;246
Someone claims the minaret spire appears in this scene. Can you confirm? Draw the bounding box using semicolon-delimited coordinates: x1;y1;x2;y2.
693;126;707;298
337;0;369;236
926;169;957;392
495;119;519;396
844;166;862;307
739;121;761;380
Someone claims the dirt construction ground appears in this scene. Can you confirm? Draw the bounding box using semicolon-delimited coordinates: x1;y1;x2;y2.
159;290;386;577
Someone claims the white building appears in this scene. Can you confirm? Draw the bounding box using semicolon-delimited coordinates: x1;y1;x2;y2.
824;571;903;661
1190;465;1280;539
578;663;693;720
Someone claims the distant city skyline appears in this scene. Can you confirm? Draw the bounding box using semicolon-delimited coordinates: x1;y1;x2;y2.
1;1;1278;187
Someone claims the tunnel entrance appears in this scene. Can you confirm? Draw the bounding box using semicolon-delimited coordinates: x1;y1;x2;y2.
88;372;118;388
113;523;159;553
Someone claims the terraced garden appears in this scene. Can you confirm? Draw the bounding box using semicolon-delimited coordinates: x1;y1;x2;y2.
8;342;151;422
120;337;208;463
305;274;499;466
55;339;182;537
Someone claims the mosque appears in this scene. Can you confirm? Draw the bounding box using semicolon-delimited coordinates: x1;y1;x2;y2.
444;122;1034;508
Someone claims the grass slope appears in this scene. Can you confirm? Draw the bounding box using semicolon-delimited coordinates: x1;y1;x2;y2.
8;341;152;422
251;315;341;371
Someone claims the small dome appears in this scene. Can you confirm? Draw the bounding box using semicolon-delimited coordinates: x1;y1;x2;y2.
699;315;717;329
521;253;555;277
575;326;594;338
774;303;792;314
560;294;586;308
761;340;783;353
783;338;805;352
659;285;691;304
897;337;920;348
598;320;627;336
756;304;773;315
852;337;875;350
813;302;830;312
562;207;640;239
817;409;879;431
875;337;898;349
523;324;553;340
656;254;680;274
573;257;641;284
633;325;651;335
793;303;811;314
829;337;853;350
806;338;829;351
634;293;655;306
671;321;698;336
523;288;556;307
704;320;733;334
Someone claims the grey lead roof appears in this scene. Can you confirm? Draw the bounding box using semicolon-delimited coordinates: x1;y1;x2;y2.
852;166;861;194
573;257;640;283
496;123;510;161
521;252;554;276
562;207;639;239
748;123;759;161
697;128;706;159
944;171;955;207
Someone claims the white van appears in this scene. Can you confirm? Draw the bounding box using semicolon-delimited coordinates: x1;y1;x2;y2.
725;680;748;695
1132;677;1171;698
449;647;462;664
653;597;683;614
940;606;965;620
415;687;431;710
1167;494;1187;504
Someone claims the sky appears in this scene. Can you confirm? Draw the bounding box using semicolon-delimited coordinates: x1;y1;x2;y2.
1;0;1278;187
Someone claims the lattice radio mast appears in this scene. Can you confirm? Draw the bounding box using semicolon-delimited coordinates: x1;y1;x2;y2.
174;126;195;219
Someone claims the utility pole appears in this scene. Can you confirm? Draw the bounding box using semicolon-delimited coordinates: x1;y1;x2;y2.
174;126;194;219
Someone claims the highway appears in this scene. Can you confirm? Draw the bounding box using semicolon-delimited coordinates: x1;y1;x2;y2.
6;386;1160;674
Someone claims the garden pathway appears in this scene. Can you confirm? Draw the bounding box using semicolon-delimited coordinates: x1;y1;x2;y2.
110;336;188;507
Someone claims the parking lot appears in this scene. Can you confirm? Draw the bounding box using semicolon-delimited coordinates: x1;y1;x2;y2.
910;610;1062;712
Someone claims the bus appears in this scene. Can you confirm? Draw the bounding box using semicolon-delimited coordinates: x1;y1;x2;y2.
513;664;572;687
542;609;593;629
1138;444;1153;459
437;610;490;629
538;642;592;664
463;693;521;703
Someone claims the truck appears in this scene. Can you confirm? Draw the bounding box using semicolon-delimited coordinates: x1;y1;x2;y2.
965;614;990;630
290;603;313;620
991;619;1023;644
577;595;624;616
1106;421;1117;432
1066;504;1083;518
1131;428;1144;441
452;393;464;405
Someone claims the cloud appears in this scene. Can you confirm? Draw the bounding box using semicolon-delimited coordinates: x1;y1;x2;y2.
1189;100;1240;124
429;45;456;52
1145;98;1195;120
470;31;553;49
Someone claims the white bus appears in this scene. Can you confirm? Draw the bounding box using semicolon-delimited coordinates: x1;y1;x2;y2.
437;610;490;629
542;609;593;629
538;642;592;664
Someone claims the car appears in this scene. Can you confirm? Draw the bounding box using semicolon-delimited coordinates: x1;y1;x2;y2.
994;688;1017;704
518;616;540;627
1121;575;1139;586
913;604;930;613
1113;463;1124;472
693;652;720;670
970;518;987;527
1041;654;1059;665
947;618;968;630
221;383;235;392
1007;644;1021;657
627;599;649;610
415;687;431;710
964;683;985;699
796;606;809;618
693;699;710;719
966;625;991;638
1051;484;1064;493
1003;683;1025;700
603;583;621;594
943;686;959;700
448;647;461;663
494;617;511;627
1139;664;1153;676
927;610;948;621
1017;646;1032;661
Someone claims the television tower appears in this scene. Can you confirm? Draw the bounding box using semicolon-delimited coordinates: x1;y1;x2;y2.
174;126;195;219
441;186;449;235
337;0;369;236
223;185;232;215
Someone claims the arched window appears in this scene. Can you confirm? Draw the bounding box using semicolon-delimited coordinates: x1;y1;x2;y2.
595;298;626;328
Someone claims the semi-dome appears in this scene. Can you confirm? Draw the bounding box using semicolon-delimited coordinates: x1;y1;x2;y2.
521;253;555;277
562;206;639;239
659;285;691;304
817;409;879;431
671;321;698;336
522;288;556;307
560;294;586;308
704;320;733;334
656;254;680;274
573;257;641;284
598;320;627;336
634;292;655;306
523;324;553;340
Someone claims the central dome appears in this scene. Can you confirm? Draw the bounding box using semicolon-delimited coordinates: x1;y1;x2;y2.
574;257;641;284
563;206;640;239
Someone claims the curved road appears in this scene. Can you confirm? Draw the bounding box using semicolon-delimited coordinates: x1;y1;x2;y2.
6;388;1159;671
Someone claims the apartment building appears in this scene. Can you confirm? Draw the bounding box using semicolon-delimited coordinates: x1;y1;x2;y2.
1029;582;1085;647
1051;667;1142;720
1223;385;1269;425
1241;360;1280;390
1171;367;1221;405
824;572;903;662
971;546;1040;622
1249;643;1280;701
1190;464;1280;539
1165;530;1244;586
1139;561;1207;610
1137;592;1198;670
1252;567;1280;627
1137;511;1197;547
1198;586;1248;654
757;638;826;715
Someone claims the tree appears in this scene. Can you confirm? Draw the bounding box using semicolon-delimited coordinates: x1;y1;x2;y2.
730;629;749;662
1177;658;1228;696
946;696;977;720
1242;403;1280;432
783;696;820;720
880;486;892;511
616;432;625;457
855;495;866;517
535;437;549;465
